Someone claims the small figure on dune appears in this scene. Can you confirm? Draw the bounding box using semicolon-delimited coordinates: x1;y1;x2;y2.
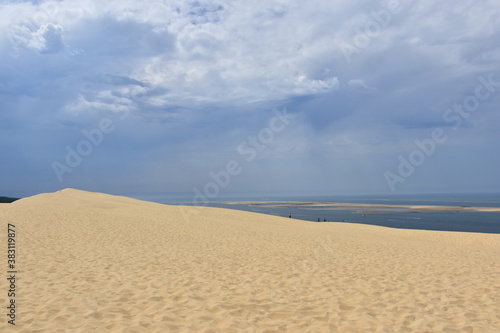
324;218;327;222
317;217;320;222
289;213;292;218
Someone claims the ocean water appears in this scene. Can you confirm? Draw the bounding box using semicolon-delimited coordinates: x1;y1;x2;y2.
128;193;500;234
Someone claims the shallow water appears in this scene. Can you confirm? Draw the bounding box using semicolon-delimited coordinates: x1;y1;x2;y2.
130;193;500;234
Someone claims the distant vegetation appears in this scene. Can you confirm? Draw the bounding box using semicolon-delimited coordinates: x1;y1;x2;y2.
0;197;20;203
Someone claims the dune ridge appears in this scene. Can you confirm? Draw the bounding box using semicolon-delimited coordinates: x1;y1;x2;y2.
1;189;499;332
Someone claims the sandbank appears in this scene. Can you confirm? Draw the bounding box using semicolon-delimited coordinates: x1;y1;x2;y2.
224;201;500;213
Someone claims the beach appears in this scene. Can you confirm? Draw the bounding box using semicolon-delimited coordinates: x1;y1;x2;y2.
1;188;499;332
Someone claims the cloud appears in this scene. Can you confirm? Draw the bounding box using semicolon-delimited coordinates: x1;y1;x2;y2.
68;16;175;58
9;22;65;54
347;79;376;91
1;0;500;197
35;23;64;53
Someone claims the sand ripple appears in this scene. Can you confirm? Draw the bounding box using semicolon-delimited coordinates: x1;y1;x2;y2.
0;189;499;332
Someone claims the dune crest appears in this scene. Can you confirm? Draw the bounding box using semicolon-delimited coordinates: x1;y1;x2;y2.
1;189;499;332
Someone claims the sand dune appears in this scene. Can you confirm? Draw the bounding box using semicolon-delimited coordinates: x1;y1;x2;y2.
1;188;499;332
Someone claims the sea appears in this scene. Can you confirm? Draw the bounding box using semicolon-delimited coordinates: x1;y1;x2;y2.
128;193;500;234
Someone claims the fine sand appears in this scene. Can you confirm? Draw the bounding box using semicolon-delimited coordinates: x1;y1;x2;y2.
1;189;499;332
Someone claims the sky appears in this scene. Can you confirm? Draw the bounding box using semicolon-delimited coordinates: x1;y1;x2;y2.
1;0;500;199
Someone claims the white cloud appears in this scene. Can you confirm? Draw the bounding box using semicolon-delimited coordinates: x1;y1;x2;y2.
2;0;348;113
30;23;64;53
1;0;500;195
64;93;134;115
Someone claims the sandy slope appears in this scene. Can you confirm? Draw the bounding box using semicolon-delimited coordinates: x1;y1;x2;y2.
0;189;499;332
